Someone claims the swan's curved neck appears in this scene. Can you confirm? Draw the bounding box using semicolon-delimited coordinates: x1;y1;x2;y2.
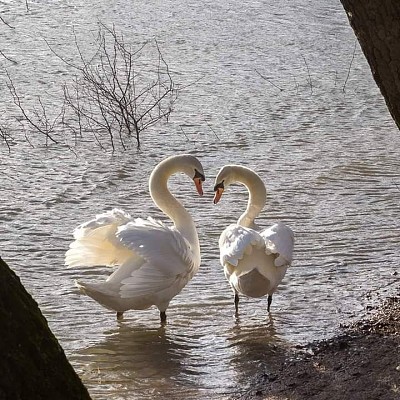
149;158;199;251
234;167;267;228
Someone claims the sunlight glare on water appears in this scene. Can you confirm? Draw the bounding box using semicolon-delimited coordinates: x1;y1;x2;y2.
1;1;400;399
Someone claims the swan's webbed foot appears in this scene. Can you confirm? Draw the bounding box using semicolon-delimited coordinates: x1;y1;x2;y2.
234;293;239;315
267;294;272;312
160;311;167;324
116;311;124;320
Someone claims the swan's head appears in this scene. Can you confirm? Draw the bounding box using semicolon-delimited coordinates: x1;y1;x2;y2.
193;167;205;196
213;164;260;204
169;154;205;196
213;165;236;204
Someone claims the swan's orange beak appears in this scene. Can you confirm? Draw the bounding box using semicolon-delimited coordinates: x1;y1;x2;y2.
213;187;224;204
194;178;203;196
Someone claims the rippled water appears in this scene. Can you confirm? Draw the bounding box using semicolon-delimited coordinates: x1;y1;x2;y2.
1;1;400;399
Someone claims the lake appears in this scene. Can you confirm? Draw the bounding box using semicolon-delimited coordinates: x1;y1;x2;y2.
1;1;400;399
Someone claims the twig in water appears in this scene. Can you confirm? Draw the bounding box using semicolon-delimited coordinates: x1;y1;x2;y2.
255;69;283;91
0;50;17;64
179;125;190;141
207;123;220;140
293;76;299;94
6;70;59;144
343;40;357;92
0;125;12;153
0;15;15;29
301;55;313;94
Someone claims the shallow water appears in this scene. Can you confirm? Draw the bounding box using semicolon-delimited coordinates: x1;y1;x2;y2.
1;1;400;399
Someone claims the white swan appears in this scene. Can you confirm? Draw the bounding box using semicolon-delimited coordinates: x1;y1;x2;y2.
65;154;205;323
213;165;294;314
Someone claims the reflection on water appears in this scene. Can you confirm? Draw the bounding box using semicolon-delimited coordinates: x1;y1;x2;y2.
229;315;278;369
227;316;291;395
75;324;203;399
72;313;289;400
2;0;400;399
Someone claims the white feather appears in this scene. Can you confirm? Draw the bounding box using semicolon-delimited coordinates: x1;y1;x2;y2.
214;165;295;310
65;155;204;318
117;217;196;277
261;222;294;267
65;208;133;267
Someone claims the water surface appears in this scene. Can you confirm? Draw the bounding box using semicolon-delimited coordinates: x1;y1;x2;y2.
1;1;400;399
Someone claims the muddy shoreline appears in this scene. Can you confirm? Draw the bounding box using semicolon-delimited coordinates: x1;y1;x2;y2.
234;293;399;400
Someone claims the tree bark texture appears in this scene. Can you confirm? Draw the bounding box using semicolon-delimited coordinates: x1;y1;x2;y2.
340;0;400;130
0;257;91;400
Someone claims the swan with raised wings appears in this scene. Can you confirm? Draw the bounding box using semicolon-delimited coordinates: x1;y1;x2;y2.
213;165;294;314
65;154;205;323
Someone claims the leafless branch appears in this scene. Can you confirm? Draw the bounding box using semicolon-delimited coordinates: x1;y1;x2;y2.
207;123;220;140
0;50;17;64
179;125;190;141
0;124;12;153
255;69;283;91
6;70;59;144
0;16;17;64
343;39;357;92
0;15;14;29
301;54;313;94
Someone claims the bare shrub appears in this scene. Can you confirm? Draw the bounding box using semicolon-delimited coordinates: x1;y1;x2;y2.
4;23;178;151
54;23;178;150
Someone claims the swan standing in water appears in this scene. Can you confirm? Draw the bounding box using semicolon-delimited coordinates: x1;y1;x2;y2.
213;165;294;314
65;154;205;323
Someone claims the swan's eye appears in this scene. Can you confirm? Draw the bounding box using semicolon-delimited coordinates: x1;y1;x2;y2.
213;181;224;192
194;169;205;181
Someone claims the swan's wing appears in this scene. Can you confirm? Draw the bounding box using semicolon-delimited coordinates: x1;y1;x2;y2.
219;224;265;267
65;208;134;267
260;222;294;267
104;255;178;299
71;208;132;239
119;261;179;298
116;217;198;296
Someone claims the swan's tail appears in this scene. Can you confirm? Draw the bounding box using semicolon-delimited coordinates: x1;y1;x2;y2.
75;280;123;312
75;279;153;312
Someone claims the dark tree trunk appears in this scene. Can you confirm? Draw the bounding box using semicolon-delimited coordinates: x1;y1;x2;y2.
0;257;91;400
340;0;400;130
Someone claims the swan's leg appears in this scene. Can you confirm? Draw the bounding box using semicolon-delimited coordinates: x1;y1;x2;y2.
267;294;272;312
160;311;167;324
116;311;124;320
234;293;239;314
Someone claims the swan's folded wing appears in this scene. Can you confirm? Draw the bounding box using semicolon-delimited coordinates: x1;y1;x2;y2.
117;217;197;278
219;224;264;267
116;218;197;298
65;208;134;267
119;261;179;298
102;254;177;298
260;222;294;267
